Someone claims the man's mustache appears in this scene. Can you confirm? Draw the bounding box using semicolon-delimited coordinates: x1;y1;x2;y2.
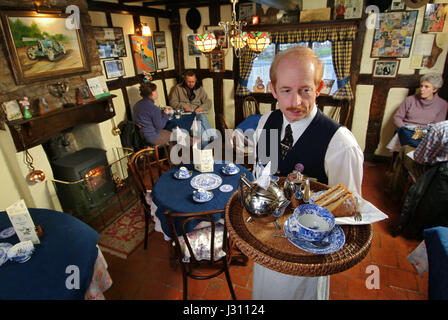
286;107;306;112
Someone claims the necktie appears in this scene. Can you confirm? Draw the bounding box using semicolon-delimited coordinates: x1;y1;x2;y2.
280;124;293;160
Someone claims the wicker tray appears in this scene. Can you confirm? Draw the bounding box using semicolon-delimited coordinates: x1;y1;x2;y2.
225;179;373;276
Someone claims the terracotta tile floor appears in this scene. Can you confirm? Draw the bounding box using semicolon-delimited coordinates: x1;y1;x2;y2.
102;161;428;300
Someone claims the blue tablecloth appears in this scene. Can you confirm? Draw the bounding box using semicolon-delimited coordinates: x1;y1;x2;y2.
424;226;448;300
0;208;99;300
151;162;253;237
164;113;196;132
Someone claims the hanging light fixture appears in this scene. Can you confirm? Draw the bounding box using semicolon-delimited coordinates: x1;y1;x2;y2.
194;0;270;57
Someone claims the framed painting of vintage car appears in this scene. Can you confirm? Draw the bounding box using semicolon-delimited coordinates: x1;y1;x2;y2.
0;10;90;85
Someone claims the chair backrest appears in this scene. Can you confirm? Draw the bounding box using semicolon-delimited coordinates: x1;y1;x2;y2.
242;96;260;119
128;147;172;207
165;209;229;269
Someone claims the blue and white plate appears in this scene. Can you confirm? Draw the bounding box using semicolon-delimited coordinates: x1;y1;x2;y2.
190;173;223;191
0;227;15;239
0;247;9;267
219;184;233;192
193;191;214;203
283;216;345;254
0;242;13;251
221;166;240;175
174;170;192;179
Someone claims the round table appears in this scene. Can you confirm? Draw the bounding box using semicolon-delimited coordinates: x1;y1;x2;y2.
0;208;101;299
151;162;253;237
225;187;373;277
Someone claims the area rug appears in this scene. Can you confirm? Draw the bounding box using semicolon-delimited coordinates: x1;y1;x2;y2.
98;201;154;259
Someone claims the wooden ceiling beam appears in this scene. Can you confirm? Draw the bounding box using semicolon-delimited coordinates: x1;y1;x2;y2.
87;0;171;18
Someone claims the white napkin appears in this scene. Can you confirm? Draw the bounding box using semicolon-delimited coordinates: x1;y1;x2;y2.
254;162;271;190
335;196;389;225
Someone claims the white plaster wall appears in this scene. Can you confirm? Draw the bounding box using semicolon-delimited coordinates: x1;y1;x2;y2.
223;79;235;128
352;85;374;151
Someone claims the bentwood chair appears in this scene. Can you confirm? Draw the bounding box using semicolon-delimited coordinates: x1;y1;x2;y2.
128;147;173;249
164;209;237;300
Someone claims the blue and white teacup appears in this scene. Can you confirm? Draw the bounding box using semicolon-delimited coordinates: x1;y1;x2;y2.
178;166;190;178
224;163;238;174
193;188;209;201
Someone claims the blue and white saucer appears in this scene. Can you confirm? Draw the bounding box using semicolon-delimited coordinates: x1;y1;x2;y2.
283;216;345;254
0;246;9;266
7;241;35;264
0;227;15;239
174;170;192;179
193;191;214;203
221;166;240;175
190;173;222;191
219;184;233;192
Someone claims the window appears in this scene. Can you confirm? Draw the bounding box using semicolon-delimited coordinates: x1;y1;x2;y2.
247;40;338;96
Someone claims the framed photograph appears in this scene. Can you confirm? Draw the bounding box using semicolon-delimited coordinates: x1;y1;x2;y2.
319;79;335;96
371;11;418;58
92;26;127;58
204;25;227;48
129;35;156;75
238;2;256;22
422;4;447;33
103;59;126;79
76;86;95;104
186;34;202;57
209;50;225;73
372;59;400;79
38;97;55;115
153;31;166;47
334;0;363;19
390;0;405;11
0;10;90;85
2;100;23;121
155;47;168;69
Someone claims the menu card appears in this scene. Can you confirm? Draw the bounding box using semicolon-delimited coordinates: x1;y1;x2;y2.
193;145;214;172
86;76;110;99
6;199;40;244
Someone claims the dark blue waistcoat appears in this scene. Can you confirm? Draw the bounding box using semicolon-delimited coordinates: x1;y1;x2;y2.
257;109;340;184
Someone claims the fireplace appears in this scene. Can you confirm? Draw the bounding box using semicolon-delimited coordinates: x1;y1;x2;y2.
50;148;116;222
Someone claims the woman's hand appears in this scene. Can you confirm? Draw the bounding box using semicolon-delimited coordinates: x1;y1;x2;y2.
194;106;202;113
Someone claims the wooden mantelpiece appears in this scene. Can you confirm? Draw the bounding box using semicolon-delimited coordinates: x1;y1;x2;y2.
7;95;116;152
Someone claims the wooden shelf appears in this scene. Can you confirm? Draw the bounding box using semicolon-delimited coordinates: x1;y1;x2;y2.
7;95;117;152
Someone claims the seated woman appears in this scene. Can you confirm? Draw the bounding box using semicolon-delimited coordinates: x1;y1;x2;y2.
133;83;173;146
393;73;448;147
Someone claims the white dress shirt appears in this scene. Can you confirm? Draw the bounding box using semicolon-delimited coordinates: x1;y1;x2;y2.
255;106;364;195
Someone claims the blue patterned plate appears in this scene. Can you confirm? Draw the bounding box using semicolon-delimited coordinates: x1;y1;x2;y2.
219;184;233;192
0;242;13;250
190;173;223;191
7;241;35;264
283;216;345;254
221;166;240;175
0;227;15;239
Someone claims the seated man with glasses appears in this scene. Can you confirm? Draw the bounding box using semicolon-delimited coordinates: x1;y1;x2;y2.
169;70;217;147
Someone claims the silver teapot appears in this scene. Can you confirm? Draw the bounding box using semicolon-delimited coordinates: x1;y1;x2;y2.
238;173;290;220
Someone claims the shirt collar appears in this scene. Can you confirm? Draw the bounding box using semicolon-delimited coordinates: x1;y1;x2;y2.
282;105;317;133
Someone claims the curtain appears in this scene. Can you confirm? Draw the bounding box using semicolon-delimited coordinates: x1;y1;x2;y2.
236;47;259;96
239;25;357;100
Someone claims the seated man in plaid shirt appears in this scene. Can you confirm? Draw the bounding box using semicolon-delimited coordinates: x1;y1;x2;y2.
414;120;448;165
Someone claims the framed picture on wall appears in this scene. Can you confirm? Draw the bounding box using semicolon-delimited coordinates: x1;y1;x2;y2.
390;0;405;11
129;35;156;74
371;10;418;58
92;27;127;58
0;10;90;85
209;50;225;73
155;47;168;69
153;31;166;47
372;59;400;79
186;34;202;56
103;59;126;79
422;4;447;33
